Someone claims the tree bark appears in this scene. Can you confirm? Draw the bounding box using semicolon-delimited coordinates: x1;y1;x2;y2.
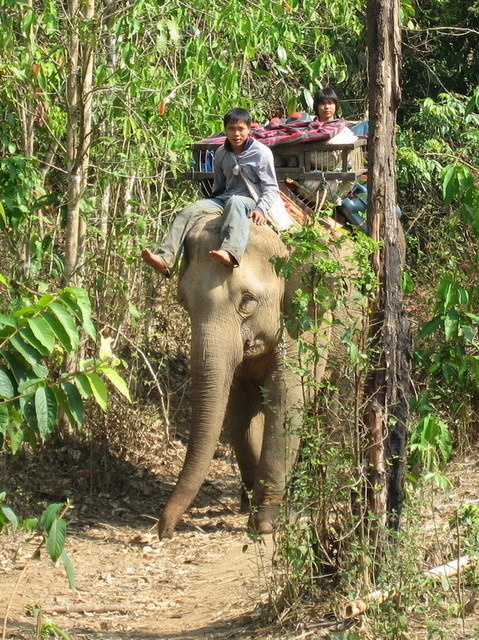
366;0;411;531
64;0;95;285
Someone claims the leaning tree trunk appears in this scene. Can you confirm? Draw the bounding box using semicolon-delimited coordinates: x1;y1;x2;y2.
365;0;412;535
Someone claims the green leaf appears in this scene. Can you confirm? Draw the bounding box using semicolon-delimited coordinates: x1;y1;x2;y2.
34;387;58;439
0;370;15;399
19;327;50;356
10;334;48;378
277;45;287;64
21;518;38;531
441;164;457;206
46;518;66;562
18;377;42;394
0;314;18;328
40;503;64;533
6;422;24;453
63;287;96;341
0;201;6;227
58;382;84;428
85;372;108;410
47;303;80;352
35;294;54;309
417;315;443;339
0;502;18;530
26;316;56;354
99;366;131;402
0;349;31;385
60;550;76;588
41;311;74;353
73;373;92;399
0;404;8;436
20;394;37;434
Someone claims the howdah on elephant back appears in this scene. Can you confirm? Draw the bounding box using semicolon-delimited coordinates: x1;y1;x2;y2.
157;213;358;539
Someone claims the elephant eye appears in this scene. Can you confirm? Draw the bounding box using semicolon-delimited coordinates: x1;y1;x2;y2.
239;293;258;315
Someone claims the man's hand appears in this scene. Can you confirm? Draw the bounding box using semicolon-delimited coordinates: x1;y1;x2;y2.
250;208;267;225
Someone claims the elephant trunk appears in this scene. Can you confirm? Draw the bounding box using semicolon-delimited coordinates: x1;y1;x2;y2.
158;321;242;539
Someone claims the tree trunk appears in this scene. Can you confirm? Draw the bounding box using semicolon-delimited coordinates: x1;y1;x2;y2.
64;0;95;285
366;0;412;532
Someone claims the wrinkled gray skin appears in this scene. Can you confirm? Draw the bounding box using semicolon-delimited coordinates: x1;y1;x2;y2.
157;215;351;540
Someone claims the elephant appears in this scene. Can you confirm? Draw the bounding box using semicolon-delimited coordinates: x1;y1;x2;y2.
157;213;360;540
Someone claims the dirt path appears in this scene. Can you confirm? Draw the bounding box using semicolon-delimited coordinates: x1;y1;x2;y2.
3;444;479;640
0;446;278;640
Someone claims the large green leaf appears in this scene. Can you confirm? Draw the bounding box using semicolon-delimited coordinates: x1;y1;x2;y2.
46;518;66;562
99;366;131;402
0;315;18;328
44;304;80;352
18;327;50;356
60;549;76;589
20;394;38;434
0;501;18;530
10;334;48;377
73;373;92;399
85;372;108;410
0;349;31;385
63;288;96;341
34;387;58;439
40;503;64;532
27;316;56;354
58;381;84;428
0;369;15;399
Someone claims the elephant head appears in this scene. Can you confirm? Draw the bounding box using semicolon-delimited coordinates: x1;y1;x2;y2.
157;214;352;539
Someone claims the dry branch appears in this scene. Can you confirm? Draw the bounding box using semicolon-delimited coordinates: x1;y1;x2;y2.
45;604;133;614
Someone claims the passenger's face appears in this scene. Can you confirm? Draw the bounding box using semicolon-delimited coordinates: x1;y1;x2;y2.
316;100;337;122
226;120;251;152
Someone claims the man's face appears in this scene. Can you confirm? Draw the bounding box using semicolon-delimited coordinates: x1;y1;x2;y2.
316;100;337;122
225;120;251;152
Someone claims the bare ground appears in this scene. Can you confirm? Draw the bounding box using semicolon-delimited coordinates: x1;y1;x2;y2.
0;440;280;640
1;438;479;640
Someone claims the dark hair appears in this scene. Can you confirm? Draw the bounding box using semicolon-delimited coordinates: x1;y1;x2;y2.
223;107;252;128
313;88;340;116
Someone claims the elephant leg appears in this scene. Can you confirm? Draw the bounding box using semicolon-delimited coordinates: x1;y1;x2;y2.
248;352;303;534
224;378;264;513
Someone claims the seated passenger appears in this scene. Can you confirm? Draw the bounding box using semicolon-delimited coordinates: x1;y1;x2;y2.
142;107;280;275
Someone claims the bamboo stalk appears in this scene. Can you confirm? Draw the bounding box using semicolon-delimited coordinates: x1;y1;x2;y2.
343;589;395;618
424;555;470;580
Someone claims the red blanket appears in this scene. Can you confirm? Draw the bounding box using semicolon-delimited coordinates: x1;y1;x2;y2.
198;117;347;148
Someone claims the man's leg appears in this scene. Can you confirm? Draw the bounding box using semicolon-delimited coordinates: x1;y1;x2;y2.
209;195;256;267
143;198;223;274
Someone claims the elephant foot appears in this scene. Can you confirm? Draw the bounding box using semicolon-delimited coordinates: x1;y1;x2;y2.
247;507;278;535
157;515;176;540
247;497;282;535
248;517;274;535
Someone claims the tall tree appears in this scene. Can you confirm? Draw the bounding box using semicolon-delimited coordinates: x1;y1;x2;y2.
64;0;95;285
366;0;411;532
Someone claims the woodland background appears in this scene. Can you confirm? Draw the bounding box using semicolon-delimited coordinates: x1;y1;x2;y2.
1;0;479;633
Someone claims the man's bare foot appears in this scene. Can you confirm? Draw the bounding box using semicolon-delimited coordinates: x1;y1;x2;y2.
141;248;171;276
209;249;237;268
